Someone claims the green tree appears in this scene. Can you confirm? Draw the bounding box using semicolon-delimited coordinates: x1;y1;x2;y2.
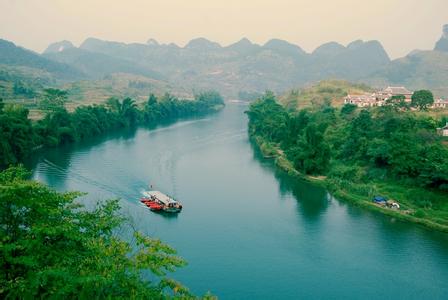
39;88;68;112
194;91;224;106
105;97;121;114
340;103;357;116
143;94;161;123
105;97;138;126
0;105;35;167
289;123;331;174
120;97;138;125
0;166;203;299
386;95;409;110
13;81;35;98
411;90;434;110
246;91;289;142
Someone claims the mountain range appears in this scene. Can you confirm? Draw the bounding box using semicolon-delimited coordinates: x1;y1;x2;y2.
1;24;448;99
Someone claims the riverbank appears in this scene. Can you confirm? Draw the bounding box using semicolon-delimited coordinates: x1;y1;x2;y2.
252;135;448;233
0;91;225;169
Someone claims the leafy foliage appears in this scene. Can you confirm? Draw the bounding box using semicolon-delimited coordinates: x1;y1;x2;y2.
12;81;36;98
39;88;69;112
247;92;448;190
411;90;434;110
0;105;35;166
0;89;224;168
386;95;409;111
0;166;208;299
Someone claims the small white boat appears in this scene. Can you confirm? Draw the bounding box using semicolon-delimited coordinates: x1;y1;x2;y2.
142;190;182;213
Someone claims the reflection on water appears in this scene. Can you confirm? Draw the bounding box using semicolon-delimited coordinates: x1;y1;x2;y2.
26;103;448;300
250;139;329;222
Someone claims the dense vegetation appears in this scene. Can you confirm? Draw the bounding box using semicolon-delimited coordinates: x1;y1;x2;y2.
247;92;448;228
0;166;212;299
0;90;224;168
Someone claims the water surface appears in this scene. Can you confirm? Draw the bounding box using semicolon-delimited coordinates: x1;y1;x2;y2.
27;103;448;299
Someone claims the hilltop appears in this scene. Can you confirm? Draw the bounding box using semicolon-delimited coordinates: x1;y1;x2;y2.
0;39;83;80
279;80;373;110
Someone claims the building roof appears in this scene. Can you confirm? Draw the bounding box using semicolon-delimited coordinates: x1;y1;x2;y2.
143;191;177;205
382;86;412;95
346;93;376;101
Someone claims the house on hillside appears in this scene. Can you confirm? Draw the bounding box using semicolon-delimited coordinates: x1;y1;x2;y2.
376;86;413;103
344;93;378;107
432;98;448;109
344;86;415;108
438;122;448;137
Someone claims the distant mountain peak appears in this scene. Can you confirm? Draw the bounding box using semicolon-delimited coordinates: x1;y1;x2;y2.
312;42;345;56
81;37;102;44
226;38;260;53
347;39;364;49
167;42;179;48
43;40;75;54
264;38;292;46
79;37;104;49
146;38;159;46
235;37;253;46
185;37;221;49
434;24;448;52
0;38;83;79
263;39;306;56
348;40;387;52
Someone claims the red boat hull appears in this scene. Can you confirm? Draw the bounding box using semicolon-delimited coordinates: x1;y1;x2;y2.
140;197;163;211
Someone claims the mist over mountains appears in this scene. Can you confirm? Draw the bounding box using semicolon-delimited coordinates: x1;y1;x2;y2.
1;24;448;98
48;36;391;97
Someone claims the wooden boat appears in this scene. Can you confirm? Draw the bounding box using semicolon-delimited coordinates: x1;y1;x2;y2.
141;190;182;213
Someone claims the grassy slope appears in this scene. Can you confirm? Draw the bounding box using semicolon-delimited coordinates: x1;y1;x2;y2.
61;73;189;108
2;68;191;119
279;79;373;110
0;64;54;99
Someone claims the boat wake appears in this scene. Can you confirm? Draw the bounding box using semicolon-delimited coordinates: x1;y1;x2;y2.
41;159;139;202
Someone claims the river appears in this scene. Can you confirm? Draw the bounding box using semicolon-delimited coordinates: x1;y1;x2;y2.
26;102;448;299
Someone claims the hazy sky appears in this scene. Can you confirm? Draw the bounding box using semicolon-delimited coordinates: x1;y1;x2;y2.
1;0;447;58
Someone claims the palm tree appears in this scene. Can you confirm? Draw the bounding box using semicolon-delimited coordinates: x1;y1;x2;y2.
105;97;121;114
120;97;138;124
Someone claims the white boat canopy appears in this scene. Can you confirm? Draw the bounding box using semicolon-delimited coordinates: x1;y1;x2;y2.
143;191;177;205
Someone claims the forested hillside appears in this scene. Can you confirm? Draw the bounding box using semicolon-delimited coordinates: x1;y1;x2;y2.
247;90;448;230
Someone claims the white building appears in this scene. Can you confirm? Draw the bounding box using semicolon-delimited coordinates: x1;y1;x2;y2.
432;98;448;109
377;86;413;103
438;123;448;137
344;93;378;107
